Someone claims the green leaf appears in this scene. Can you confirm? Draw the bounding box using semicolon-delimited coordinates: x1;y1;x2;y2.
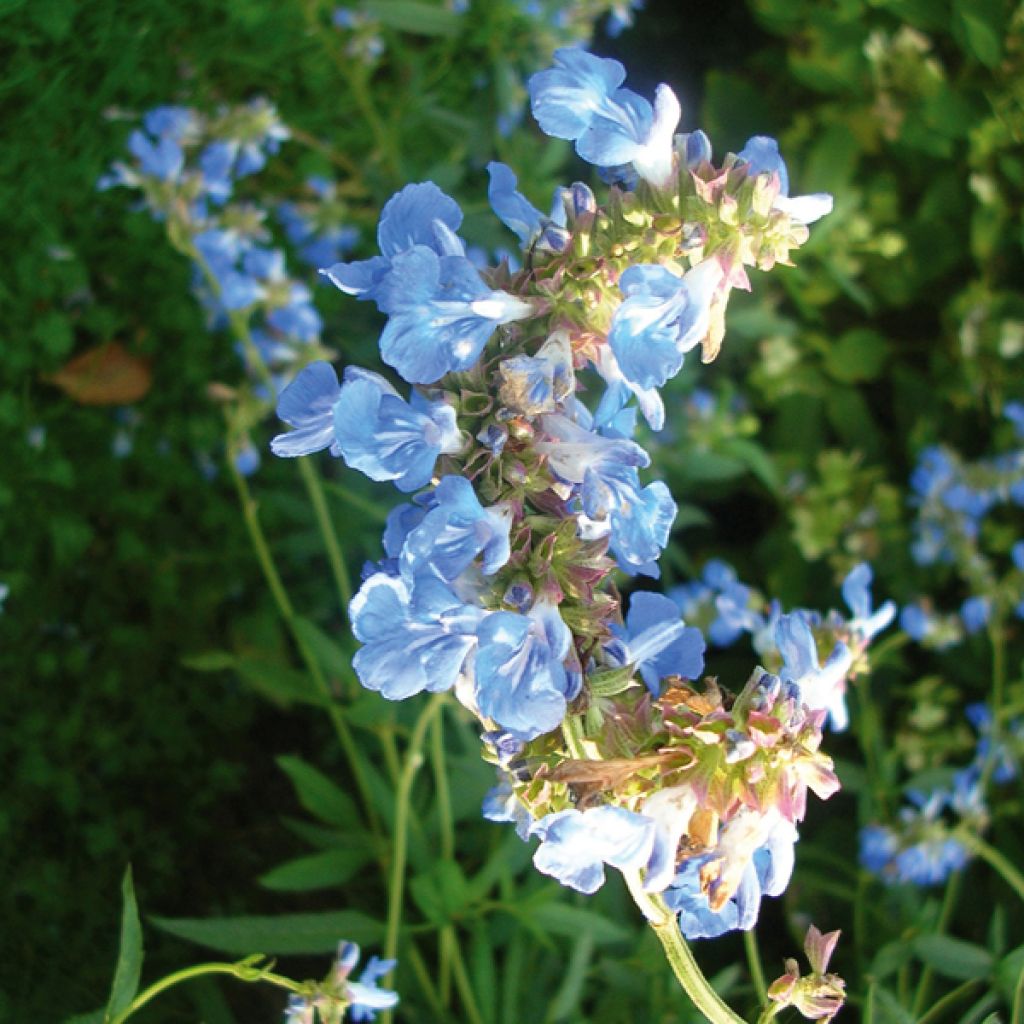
527;902;632;946
955;0;1002;67
276;755;358;827
361;0;461;36
995;943;1024;1001
410;860;470;925
150;911;383;955
235;658;325;707
912;934;993;981
718;438;780;493
824;329;888;383
870;986;915;1024
870;940;915;982
65;1012;105;1024
259;846;372;892
104;866;143;1022
292;617;353;681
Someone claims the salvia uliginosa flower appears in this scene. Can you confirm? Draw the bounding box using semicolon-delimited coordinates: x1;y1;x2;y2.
271;50;838;942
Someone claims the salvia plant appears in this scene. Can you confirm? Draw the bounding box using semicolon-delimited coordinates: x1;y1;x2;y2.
261;47;868;1022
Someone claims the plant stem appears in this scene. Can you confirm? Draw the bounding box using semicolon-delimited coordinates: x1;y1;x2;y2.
623;872;747;1024
744;928;768;1006
108;959;303;1024
911;870;962;1017
227;446;379;837
381;694;447;1024
297;454;353;608
915;978;983;1024
959;830;1024;902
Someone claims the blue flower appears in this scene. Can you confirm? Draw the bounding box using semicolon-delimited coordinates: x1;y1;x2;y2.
374;244;534;384
332;368;462;490
1005;401;1024;439
127;129;183;181
775;612;852;730
323;181;464;301
609;261;721;390
613;591;704;694
349;570;484;700
528;48;681;186
486;162;569;250
960;595;990;634
841;562;896;642
530;805;656;894
400;475;513;581
474;599;574;739
736;135;833;225
497;331;575;417
270;361;343;457
482;773;532;840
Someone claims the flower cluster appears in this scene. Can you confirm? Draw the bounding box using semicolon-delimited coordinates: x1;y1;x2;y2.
100;101;337;470
284;941;398;1024
860;700;1022;886
272;48;845;940
900;406;1024;646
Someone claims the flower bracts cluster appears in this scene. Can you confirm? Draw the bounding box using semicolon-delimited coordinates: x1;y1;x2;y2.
271;49;855;941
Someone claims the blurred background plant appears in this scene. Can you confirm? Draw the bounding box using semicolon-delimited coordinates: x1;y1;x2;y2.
3;0;1022;1021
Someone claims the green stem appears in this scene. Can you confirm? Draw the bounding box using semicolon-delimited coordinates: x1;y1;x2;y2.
915;978;983;1024
381;695;447;1024
561;715;588;759
108;959;303;1024
744;927;768;1006
227;446;380;837
432;711;455;1006
297;455;353;608
756;1004;781;1024
911;870;962;1017
959;830;1024;902
623;872;746;1024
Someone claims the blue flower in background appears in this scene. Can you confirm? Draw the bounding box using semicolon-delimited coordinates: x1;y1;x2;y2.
530;805;656;894
960;595;990;634
775;612;852;730
841;562;896;642
528;48;681;186
609;261;721;390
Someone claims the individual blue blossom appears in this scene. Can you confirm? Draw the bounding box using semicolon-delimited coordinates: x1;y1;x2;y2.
474;598;575;739
322;181;464;302
349;570;484;700
482;774;533;840
841;562;896;642
127;128;184;182
270;361;343;457
736;135;833;225
400;475;513;581
486;162;569;251
965;702;1021;784
529;805;656;894
608;261;722;390
1004;401;1024;439
374;244;534;384
528;48;681;186
960;595;991;634
343;946;399;1022
669;559;765;647
234;439;261;476
775;612;853;731
593;343;666;432
609;591;705;694
603;478;677;577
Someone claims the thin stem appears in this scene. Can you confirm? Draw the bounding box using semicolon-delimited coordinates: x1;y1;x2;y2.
915;978;983;1024
228;446;380;837
297;455;353;608
744;927;768;1006
381;695;447;1024
911;870;962;1017
108;959;303;1024
756;1004;781;1024
432;710;455;1006
959;830;1024;902
561;715;588;759
623;872;746;1024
